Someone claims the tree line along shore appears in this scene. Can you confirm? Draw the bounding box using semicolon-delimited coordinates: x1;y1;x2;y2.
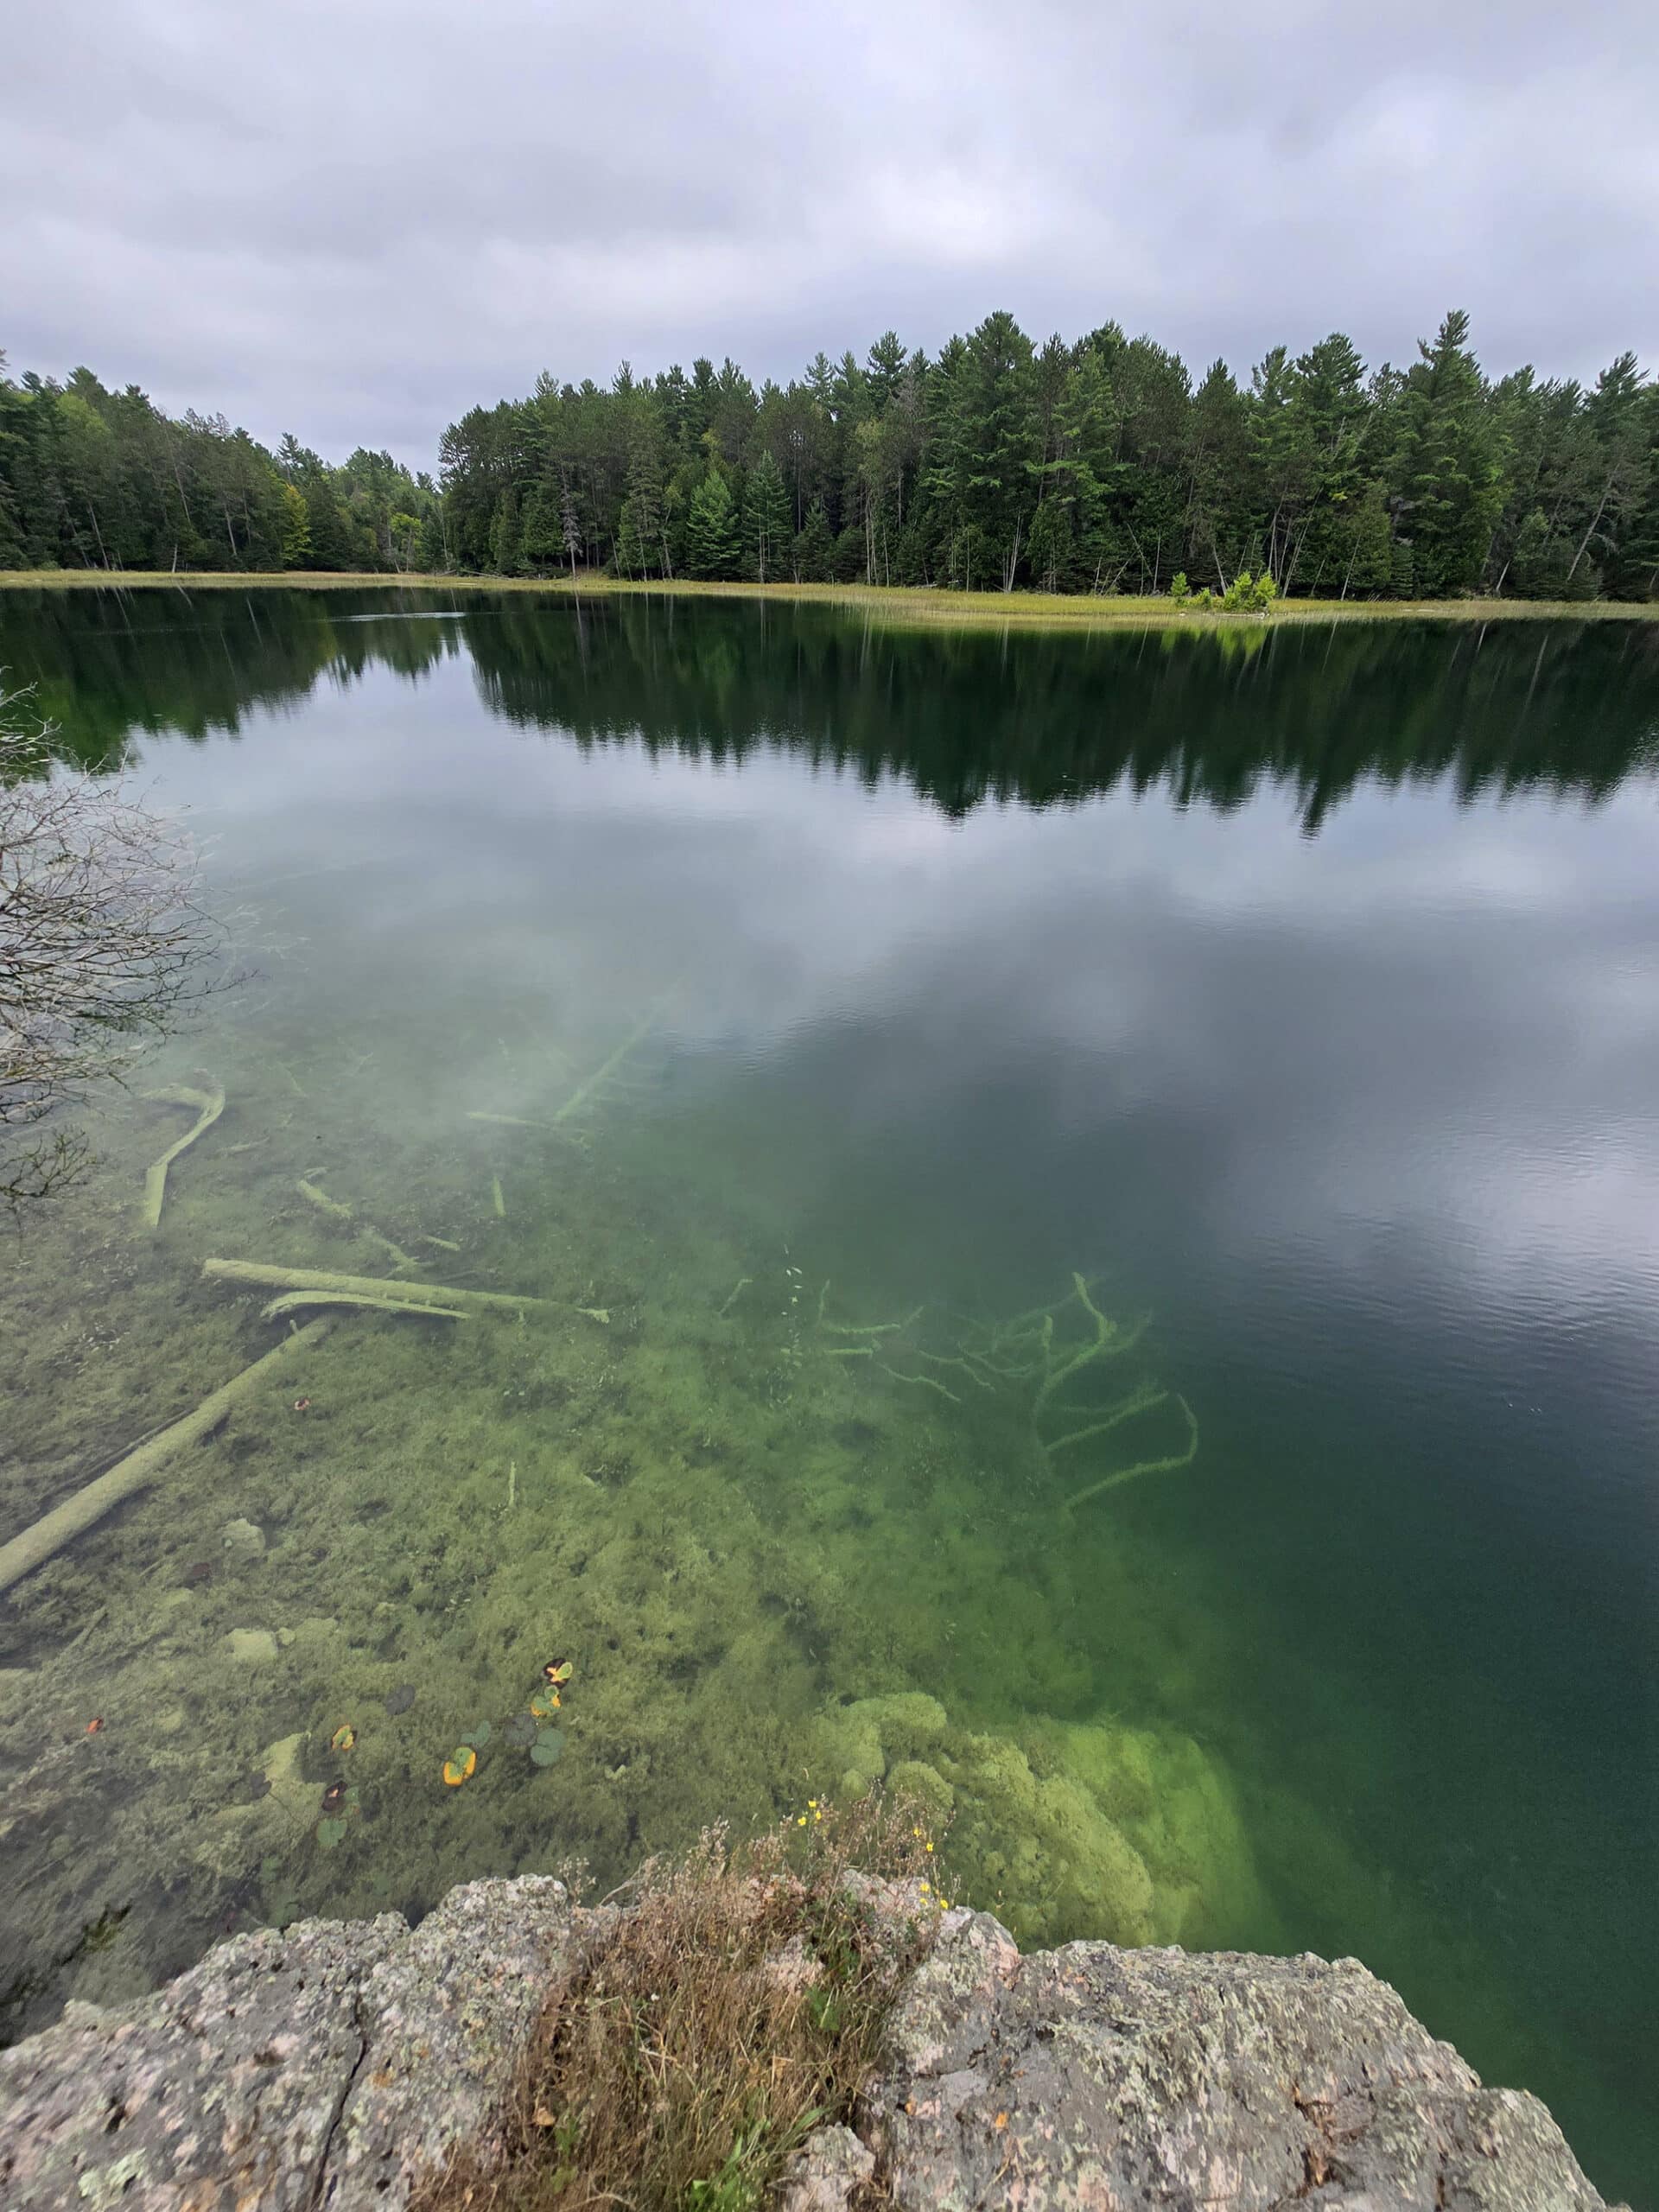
3;310;1656;605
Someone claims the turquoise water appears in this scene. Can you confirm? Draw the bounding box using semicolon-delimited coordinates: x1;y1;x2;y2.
1;590;1656;2202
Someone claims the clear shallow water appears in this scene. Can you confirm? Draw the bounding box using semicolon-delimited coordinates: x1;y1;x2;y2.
2;590;1656;2202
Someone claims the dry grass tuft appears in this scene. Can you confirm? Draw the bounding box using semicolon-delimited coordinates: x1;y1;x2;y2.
419;1794;949;2212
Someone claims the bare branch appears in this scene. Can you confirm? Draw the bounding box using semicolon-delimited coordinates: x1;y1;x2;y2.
1;679;218;1207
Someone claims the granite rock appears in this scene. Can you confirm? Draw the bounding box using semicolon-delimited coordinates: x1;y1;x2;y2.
0;1873;1624;2212
0;1876;572;2212
841;1904;1625;2210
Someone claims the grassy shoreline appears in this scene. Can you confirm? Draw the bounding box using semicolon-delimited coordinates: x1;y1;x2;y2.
2;567;1655;633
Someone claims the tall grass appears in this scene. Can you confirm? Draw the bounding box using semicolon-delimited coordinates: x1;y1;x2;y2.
419;1794;949;2212
3;568;1654;632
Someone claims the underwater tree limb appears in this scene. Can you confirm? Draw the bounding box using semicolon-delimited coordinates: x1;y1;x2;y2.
552;1003;664;1125
0;1318;334;1596
879;1362;962;1403
1032;1273;1147;1417
296;1174;352;1223
1041;1380;1168;1457
297;1176;423;1274
259;1290;467;1323
141;1078;225;1228
201;1257;557;1314
1062;1396;1199;1510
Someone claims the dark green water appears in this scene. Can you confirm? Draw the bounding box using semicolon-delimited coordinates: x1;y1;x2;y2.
2;588;1656;2202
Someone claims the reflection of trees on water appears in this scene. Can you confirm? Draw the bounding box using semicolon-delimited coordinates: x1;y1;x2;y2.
0;590;471;770
3;587;1655;831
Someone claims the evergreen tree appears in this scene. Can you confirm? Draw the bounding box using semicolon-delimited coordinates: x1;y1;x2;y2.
791;499;834;582
685;467;741;579
956;309;1038;589
741;449;791;582
1388;310;1503;594
519;481;563;570
488;486;523;575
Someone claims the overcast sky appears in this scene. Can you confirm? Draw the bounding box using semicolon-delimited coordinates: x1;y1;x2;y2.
3;0;1653;467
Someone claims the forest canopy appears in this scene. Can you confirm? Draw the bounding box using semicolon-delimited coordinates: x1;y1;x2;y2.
3;311;1656;601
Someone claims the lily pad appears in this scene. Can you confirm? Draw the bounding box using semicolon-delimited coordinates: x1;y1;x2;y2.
461;1720;492;1749
530;1731;565;1767
530;1688;562;1720
502;1713;537;1749
384;1684;416;1716
316;1817;348;1848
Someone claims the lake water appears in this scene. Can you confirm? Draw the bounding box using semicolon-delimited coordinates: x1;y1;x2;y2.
2;588;1656;2202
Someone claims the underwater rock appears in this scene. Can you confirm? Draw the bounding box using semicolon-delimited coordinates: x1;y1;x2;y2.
259;1732;315;1825
221;1628;279;1667
0;1876;1621;2211
220;1517;265;1561
940;1732;1155;1948
384;1683;416;1715
814;1691;949;1796
885;1758;953;1821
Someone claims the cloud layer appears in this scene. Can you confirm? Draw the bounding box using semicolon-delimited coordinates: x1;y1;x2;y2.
3;0;1653;462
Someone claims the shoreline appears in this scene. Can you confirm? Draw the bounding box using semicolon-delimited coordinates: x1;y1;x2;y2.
3;568;1656;633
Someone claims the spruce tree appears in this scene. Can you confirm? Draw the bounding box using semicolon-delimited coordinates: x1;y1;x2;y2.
1389;310;1503;594
685;467;741;579
742;450;791;582
791;499;834;582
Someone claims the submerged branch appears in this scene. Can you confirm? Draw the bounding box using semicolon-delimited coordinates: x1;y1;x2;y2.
0;1318;334;1595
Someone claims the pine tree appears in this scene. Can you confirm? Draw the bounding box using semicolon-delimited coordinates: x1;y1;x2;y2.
1025;499;1074;594
1388;310;1503;594
742;450;791;582
685;467;741;579
278;481;311;569
957;310;1038;589
518;482;561;569
488;486;522;575
791;499;834;582
616;391;666;576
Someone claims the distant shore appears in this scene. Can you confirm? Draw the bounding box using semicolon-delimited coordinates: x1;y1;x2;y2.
3;569;1656;632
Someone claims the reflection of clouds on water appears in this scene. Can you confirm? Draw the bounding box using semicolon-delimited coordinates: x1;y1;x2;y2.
141;648;1659;1349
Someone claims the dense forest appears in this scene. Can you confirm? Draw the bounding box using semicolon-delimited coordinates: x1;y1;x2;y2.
3;311;1656;601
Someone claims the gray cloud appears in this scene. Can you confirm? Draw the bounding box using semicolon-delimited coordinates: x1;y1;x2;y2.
3;0;1653;463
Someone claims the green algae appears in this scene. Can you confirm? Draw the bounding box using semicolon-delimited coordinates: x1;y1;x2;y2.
0;997;1499;2084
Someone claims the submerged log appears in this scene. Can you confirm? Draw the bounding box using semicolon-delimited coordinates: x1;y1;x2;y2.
0;1318;333;1597
141;1080;225;1228
201;1256;556;1314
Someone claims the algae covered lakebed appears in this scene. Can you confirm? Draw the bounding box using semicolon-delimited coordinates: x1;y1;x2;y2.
1;588;1656;2202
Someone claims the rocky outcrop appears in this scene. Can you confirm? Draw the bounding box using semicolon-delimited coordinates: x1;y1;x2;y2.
833;1895;1624;2209
0;1876;573;2212
0;1875;1624;2212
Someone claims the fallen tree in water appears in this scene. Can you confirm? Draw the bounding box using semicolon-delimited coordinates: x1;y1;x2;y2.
0;1318;334;1596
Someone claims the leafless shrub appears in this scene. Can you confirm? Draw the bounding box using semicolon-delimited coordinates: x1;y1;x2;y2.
1;680;215;1205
